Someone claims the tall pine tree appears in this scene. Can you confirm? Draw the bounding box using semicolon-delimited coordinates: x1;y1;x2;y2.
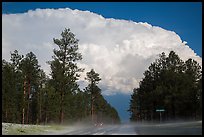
19;52;41;124
48;28;83;124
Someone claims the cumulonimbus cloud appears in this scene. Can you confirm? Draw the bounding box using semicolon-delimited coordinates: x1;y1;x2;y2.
2;8;202;95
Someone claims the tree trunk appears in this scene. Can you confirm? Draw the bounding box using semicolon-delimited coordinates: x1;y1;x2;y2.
59;44;66;125
39;89;42;124
22;108;25;125
171;96;175;120
26;80;30;124
60;91;64;124
22;79;26;125
91;82;94;124
45;114;48;125
44;105;47;125
5;109;8;123
91;95;94;124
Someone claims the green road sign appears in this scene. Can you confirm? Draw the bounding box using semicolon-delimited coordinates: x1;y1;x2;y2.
156;109;165;112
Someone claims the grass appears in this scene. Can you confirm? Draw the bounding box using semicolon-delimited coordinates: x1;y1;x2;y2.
2;123;66;135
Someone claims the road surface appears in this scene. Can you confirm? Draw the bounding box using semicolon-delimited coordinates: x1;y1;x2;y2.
134;121;202;135
49;121;202;135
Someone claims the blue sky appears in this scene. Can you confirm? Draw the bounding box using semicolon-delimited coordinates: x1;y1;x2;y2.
2;2;202;123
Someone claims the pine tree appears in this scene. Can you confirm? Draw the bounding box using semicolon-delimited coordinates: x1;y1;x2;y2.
48;28;83;124
2;50;25;123
19;52;41;124
84;69;120;124
85;69;101;124
2;59;15;123
10;50;24;123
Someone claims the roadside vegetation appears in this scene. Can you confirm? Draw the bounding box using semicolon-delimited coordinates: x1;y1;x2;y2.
2;28;120;127
129;51;202;122
2;122;65;135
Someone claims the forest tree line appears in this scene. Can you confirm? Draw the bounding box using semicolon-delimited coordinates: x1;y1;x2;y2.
129;51;202;122
2;28;120;125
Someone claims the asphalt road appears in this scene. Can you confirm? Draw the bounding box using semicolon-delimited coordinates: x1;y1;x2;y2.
62;124;137;135
51;121;202;135
134;121;202;135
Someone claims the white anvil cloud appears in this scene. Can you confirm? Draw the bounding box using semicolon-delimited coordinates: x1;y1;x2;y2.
2;8;202;95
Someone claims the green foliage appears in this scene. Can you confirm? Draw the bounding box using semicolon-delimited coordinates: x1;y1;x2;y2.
129;51;202;122
2;28;120;125
48;28;84;124
2;50;46;124
2;59;18;123
84;69;120;124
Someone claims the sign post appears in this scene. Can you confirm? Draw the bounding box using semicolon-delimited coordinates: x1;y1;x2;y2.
156;109;165;123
